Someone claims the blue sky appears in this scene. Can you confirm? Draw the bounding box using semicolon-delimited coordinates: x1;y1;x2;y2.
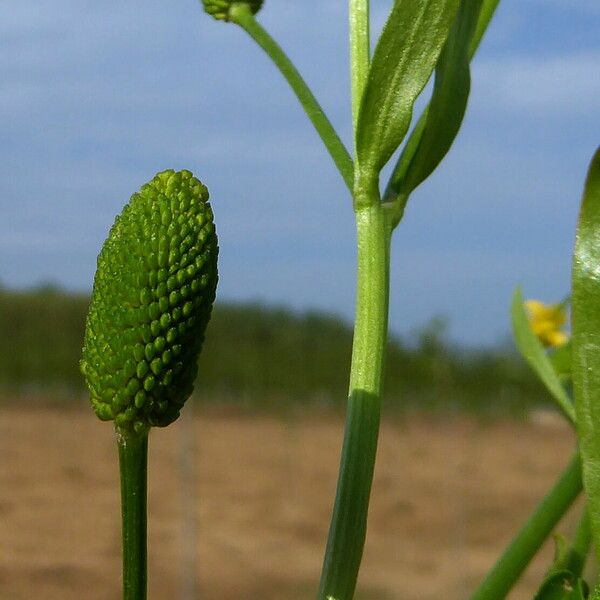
1;0;598;346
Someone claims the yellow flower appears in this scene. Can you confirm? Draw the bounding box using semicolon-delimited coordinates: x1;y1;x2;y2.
525;299;569;348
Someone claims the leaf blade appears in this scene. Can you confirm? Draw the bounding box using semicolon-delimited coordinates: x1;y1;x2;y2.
511;287;575;424
571;147;600;563
390;0;482;197
356;0;460;175
469;0;501;58
383;0;501;211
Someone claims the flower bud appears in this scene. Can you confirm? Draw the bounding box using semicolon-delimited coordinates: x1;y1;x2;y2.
202;0;264;22
81;170;218;434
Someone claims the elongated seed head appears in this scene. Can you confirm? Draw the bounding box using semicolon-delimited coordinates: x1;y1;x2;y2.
81;170;218;435
202;0;263;21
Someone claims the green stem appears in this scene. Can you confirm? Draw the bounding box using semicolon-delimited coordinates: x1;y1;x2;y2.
349;0;370;137
566;506;592;577
230;4;354;191
118;430;148;600
469;450;583;600
317;201;390;600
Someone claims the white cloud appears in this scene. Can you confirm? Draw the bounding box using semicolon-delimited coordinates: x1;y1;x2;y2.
0;231;76;251
0;0;597;345
523;0;600;15
474;51;600;116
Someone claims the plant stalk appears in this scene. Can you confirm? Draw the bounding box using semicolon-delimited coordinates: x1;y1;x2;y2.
118;430;149;600
469;450;583;600
230;4;354;191
317;201;390;600
349;0;370;136
569;506;592;576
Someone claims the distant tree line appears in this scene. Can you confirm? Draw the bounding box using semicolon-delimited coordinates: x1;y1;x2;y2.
0;286;550;414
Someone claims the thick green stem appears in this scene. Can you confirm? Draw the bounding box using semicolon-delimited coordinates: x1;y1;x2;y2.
349;0;370;137
118;430;148;600
230;4;354;191
469;450;583;600
317;202;390;600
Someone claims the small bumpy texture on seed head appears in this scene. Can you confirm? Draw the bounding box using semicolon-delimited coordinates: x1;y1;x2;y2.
81;170;218;435
202;0;263;21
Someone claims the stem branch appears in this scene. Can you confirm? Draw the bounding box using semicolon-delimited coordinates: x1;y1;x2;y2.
118;431;148;600
230;5;354;191
349;0;370;138
469;450;582;600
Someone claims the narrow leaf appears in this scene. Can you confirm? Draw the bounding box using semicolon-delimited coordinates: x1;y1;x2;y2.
384;0;482;198
550;342;572;379
383;0;500;213
571;147;600;563
469;0;501;58
356;0;460;176
511;287;575;423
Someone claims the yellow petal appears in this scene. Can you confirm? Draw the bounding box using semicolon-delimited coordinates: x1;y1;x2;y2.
525;298;569;348
525;300;547;318
545;330;569;348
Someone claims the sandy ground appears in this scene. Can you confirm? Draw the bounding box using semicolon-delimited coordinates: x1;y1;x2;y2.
0;404;584;599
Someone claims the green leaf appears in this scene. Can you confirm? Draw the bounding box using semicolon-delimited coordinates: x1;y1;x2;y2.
383;0;482;199
469;0;501;58
511;287;576;424
534;571;588;600
355;0;460;176
382;0;500;224
550;342;573;379
572;147;600;564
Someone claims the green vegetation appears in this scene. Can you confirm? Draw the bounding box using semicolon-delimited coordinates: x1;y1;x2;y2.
0;285;548;414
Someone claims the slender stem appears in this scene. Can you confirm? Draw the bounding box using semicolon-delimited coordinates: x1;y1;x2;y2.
317;201;390;600
565;506;592;577
118;430;148;600
230;4;354;191
349;0;370;138
469;450;583;600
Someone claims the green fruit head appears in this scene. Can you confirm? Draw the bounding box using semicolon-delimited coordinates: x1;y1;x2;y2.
202;0;264;22
81;170;218;435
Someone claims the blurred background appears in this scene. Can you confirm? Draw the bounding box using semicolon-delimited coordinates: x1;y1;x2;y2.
0;0;598;598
